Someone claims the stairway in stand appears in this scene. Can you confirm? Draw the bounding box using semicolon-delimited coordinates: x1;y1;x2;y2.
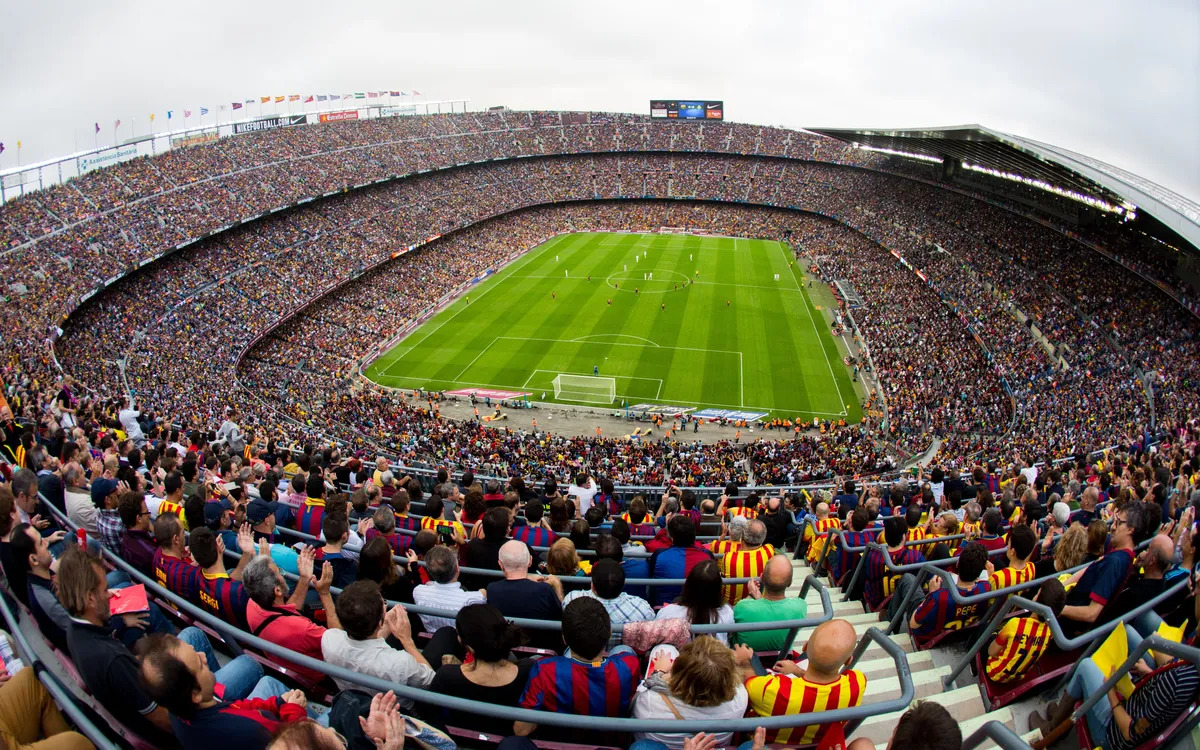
788;555;1042;749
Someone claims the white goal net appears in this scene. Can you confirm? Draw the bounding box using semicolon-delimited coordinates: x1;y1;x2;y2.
552;374;617;404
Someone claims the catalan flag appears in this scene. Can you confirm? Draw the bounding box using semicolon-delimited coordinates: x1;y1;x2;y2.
274;96;285;103
261;96;271;103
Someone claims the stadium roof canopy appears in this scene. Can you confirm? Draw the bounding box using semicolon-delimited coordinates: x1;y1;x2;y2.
808;125;1200;253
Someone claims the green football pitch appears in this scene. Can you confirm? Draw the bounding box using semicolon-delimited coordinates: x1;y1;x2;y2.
363;232;862;421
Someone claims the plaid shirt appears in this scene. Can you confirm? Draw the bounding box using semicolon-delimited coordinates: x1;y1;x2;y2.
96;509;126;555
562;589;655;648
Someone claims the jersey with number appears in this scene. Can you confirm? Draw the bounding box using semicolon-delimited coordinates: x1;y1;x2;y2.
985;616;1052;682
864;546;925;610
910;580;992;637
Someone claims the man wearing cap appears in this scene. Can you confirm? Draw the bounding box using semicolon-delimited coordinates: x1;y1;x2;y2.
204;501;238;550
247;498;277;544
95;483;127;556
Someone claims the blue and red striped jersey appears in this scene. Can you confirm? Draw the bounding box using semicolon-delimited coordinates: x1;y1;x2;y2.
153;549;203;602
831;530;875;581
295;497;325;538
198;571;251;628
910;580;991;637
648;545;715;606
394;514;422;534
863;546;924;610
511;525;557;549
364;527;412;554
519;652;640;717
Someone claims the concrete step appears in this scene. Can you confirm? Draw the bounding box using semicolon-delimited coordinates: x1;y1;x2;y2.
851;684;991;745
855;649;935;680
857;632;915;658
861;665;952;703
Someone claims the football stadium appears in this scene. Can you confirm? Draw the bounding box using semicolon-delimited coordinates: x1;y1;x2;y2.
0;5;1198;750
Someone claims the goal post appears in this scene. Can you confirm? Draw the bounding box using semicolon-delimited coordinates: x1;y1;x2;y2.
551;374;617;404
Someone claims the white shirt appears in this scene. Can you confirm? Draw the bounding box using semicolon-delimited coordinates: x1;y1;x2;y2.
118;407;143;442
632;684;748;749
320;631;434;708
656;603;735;644
568;480;597;516
411;581;486;632
64;487;98;535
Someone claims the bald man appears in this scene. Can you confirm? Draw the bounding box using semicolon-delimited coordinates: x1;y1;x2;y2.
802;501;841;565
485;540;564;651
733;554;808;652
739;618;867;746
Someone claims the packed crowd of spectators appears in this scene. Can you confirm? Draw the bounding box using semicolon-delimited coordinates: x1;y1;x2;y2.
0;111;1195;492
2;400;1198;749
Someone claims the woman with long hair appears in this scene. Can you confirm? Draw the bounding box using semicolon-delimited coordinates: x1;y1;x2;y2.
357;535;414;602
655;559;733;643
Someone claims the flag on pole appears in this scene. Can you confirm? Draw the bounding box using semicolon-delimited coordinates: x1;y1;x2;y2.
185;110;192;118
261;96;271;103
316;95;327;102
390;90;400;96
354;92;366;99
200;107;209;115
232;102;243;110
150;113;156;122
94;122;100;133
304;95;314;103
412;90;422;95
288;94;299;102
0;143;5;155
244;99;254;104
368;92;379;98
331;94;341;100
401;91;409;96
167;111;173;119
274;96;284;103
114;119;121;129
219;104;227;111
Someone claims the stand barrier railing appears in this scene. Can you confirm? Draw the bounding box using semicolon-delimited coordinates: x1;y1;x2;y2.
41;499;912;737
961;720;1033;750
940;578;1189;692
0;592;119;749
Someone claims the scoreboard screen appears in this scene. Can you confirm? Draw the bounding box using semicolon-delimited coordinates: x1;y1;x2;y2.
650;100;723;120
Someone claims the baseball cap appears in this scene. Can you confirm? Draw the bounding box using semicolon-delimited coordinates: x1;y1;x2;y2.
90;478;119;506
203;502;228;525
246;499;274;525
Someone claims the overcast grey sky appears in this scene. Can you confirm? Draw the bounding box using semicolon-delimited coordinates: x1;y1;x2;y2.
2;0;1197;201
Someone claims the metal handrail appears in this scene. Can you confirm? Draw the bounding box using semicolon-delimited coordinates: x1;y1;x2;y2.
960;720;1033;750
0;591;120;750
42;499;910;734
883;555;1091;637
941;577;1190;689
271;524;768;585
842;539;1009;606
1072;634;1200;745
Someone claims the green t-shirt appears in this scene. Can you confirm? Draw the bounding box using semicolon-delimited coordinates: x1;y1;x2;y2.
732;597;809;652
